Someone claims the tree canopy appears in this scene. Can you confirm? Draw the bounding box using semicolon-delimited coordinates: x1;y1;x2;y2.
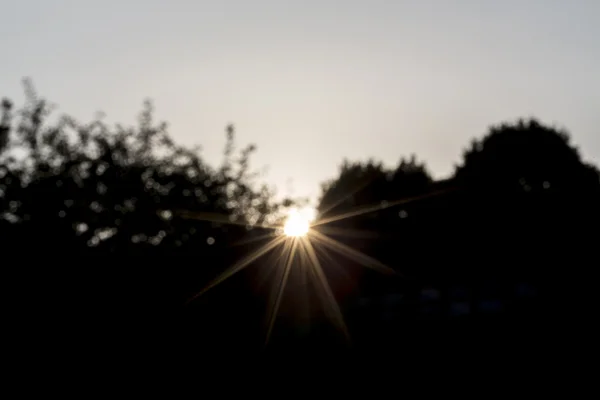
2;83;598;358
0;81;286;259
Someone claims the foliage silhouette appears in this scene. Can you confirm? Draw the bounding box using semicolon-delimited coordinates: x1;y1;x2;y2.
1;81;285;256
316;118;599;356
2;82;599;360
1;81;290;356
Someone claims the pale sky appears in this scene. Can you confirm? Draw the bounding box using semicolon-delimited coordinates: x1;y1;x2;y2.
2;0;598;201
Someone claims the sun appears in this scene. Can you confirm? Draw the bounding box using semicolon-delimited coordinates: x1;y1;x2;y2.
283;207;315;237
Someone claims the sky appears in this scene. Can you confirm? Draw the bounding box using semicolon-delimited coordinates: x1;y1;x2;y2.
2;0;599;202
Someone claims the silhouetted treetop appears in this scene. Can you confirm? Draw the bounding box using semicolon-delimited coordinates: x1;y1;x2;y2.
454;118;600;195
318;156;432;218
0;81;284;255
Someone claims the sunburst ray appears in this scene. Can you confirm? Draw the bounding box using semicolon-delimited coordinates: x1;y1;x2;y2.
313;188;453;227
186;235;286;304
301;238;350;342
174;209;279;230
309;230;396;276
264;239;299;345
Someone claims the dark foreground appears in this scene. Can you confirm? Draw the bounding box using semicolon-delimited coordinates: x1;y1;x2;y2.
8;258;593;373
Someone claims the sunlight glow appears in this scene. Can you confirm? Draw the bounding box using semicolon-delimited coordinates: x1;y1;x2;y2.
283;209;311;237
182;198;411;346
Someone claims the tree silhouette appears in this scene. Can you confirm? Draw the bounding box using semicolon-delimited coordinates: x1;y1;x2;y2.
318;156;432;230
455;118;599;197
3;80;599;358
316;155;432;261
314;156;434;337
451;119;600;260
0;81;288;356
313;118;599;355
0;81;284;257
450;118;600;329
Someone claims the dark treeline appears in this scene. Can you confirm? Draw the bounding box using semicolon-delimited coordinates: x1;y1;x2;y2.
2;83;599;364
